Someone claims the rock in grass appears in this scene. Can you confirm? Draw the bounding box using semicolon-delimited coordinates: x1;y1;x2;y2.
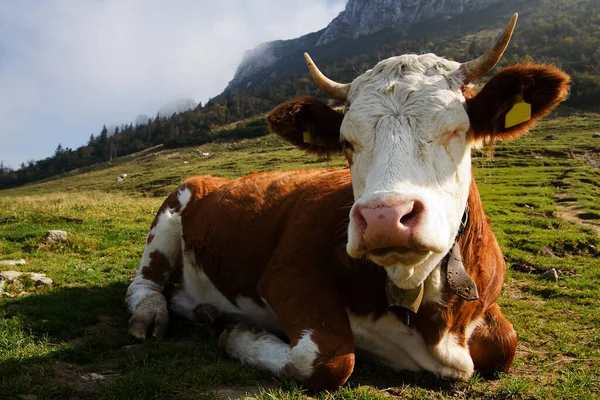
0;259;26;266
80;373;106;381
0;271;23;281
0;271;53;286
542;268;559;281
29;273;53;286
593;133;600;138
46;230;67;244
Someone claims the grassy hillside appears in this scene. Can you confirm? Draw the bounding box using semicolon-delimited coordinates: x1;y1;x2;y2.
0;113;599;399
4;0;600;192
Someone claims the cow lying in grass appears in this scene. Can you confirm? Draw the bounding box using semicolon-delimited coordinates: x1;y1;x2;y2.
126;14;570;390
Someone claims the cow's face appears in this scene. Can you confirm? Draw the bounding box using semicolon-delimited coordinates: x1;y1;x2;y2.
267;14;570;289
341;55;472;288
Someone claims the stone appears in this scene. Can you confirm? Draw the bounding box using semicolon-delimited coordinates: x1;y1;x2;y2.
593;133;600;138
0;259;26;266
81;373;106;381
29;273;53;286
0;270;23;281
542;268;559;281
116;176;124;182
121;344;143;351
120;173;128;178
46;230;67;244
0;271;53;292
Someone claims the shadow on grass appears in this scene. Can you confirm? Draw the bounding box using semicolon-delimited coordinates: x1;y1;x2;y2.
1;283;473;399
0;283;230;399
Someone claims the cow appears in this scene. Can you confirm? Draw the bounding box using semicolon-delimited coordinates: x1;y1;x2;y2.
125;14;570;391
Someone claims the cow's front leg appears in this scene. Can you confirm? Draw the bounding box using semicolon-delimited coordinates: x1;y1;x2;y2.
218;270;355;391
469;304;517;376
126;199;183;339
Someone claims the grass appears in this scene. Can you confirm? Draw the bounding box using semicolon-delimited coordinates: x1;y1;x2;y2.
0;112;599;399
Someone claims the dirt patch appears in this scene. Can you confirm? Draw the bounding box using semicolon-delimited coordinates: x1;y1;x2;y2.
67;315;124;348
556;205;600;236
52;362;118;399
573;150;600;169
197;382;282;400
510;262;578;277
552;168;600;236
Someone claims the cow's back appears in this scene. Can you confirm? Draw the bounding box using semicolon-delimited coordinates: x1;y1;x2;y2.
180;169;355;303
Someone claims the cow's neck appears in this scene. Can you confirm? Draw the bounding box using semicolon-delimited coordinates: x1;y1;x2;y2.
386;200;474;317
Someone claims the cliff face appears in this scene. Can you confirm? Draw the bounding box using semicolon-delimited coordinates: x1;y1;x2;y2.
316;0;502;46
226;32;319;90
227;0;502;91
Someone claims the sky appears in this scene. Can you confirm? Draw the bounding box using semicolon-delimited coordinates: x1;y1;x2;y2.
0;0;346;169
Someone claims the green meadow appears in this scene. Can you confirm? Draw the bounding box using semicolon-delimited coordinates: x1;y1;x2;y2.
0;113;599;399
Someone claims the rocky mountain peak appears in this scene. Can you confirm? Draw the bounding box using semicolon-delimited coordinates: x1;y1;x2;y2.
226;0;503;92
316;0;502;46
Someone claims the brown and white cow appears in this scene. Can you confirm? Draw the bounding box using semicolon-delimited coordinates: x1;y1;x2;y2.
126;14;570;390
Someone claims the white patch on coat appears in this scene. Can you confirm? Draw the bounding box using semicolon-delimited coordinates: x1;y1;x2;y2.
173;249;281;330
342;54;473;289
289;330;319;380
422;264;444;304
223;327;319;381
348;311;473;379
169;289;199;321
466;316;483;339
430;332;474;379
126;207;183;312
223;325;291;377
177;186;192;211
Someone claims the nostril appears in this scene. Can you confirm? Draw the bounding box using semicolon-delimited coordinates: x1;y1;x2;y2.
354;207;368;232
399;201;423;227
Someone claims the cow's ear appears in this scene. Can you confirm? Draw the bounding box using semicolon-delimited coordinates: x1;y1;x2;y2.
267;97;343;155
466;64;570;142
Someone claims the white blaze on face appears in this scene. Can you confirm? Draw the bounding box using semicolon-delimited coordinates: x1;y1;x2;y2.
343;54;473;289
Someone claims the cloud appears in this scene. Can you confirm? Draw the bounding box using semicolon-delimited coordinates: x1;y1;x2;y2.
0;0;346;168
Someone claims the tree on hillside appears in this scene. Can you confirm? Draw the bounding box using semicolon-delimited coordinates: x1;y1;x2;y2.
100;125;108;141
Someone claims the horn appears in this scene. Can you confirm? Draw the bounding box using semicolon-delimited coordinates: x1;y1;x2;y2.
304;53;350;101
460;13;518;84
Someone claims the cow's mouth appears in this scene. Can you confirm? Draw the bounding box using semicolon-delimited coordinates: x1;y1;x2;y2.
370;247;413;256
367;247;432;267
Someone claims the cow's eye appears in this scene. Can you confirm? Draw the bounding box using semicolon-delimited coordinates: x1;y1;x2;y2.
341;139;354;152
444;129;463;143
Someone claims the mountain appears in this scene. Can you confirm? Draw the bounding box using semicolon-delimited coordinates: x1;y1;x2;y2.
221;0;599;109
227;0;505;92
315;0;502;46
158;98;198;117
226;32;321;90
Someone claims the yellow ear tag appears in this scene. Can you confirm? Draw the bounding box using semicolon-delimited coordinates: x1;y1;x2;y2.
505;94;531;129
303;130;312;144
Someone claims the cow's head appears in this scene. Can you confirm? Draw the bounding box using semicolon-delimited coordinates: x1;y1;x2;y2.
268;14;570;289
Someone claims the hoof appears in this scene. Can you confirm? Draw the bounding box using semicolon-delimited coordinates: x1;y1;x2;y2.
128;292;169;340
